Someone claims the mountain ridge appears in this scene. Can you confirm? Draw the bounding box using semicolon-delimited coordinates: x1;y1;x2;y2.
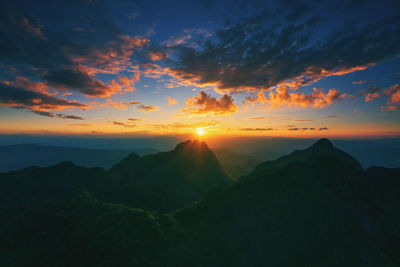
1;138;399;266
108;139;232;211
246;138;362;180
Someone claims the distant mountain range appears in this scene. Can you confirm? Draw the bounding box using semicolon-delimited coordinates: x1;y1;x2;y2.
0;139;399;266
1;138;398;175
0;144;159;172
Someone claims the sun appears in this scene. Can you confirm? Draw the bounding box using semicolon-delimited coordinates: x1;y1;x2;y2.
196;128;205;136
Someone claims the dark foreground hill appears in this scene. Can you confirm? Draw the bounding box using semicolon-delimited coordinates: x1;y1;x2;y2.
0;139;399;266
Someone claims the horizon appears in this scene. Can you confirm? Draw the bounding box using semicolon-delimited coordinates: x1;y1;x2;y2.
0;0;399;137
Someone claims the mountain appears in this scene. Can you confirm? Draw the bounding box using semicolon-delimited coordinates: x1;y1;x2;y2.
1;138;399;266
214;148;261;179
109;140;232;211
0;163;196;266
0;144;160;172
174;139;399;266
246;138;362;178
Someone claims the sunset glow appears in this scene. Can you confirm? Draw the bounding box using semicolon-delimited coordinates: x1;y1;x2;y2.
0;0;399;138
196;128;205;136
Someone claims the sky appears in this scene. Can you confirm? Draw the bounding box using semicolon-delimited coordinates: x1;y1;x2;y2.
0;0;399;138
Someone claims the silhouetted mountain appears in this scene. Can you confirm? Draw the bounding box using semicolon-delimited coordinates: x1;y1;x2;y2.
0;144;159;172
214;148;261;179
175;139;399;265
109;140;232;211
1;138;399;266
246;138;362;179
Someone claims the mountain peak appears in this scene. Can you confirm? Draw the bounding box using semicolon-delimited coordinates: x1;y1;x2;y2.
310;138;334;150
175;139;209;152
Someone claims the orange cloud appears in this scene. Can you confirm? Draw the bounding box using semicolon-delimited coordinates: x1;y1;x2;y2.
0;78;87;113
113;121;136;127
182;91;238;115
128;118;142;122
13;76;51;95
166;96;178;105
148;51;167;61
149;121;219;131
89;99;136;110
137;105;159;112
67;35;148;76
353;80;366;85
117;74;138;92
248;116;278;119
240;128;275;131
382;84;400;110
365;92;380;102
246;86;344;109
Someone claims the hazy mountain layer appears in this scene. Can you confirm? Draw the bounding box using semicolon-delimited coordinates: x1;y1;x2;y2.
0;144;159;172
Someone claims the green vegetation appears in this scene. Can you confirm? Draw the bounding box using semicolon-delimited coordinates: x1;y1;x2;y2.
0;139;399;266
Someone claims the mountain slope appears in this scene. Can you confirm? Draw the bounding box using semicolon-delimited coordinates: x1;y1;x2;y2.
0;162;199;266
1;139;399;266
174;139;398;266
109;140;232;211
246;138;362;179
214;148;261;179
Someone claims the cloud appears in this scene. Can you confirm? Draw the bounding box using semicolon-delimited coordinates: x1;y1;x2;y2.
326;114;339;119
148;51;168;61
240;128;275;131
68;123;91;127
21;17;46;40
137;105;159;112
65;34;148;75
182;90;238;115
44;65;137;97
353;80;366;85
361;86;381;102
31;110;83;119
165;3;400;94
118;74;138;92
0;79;87;113
166;96;178;105
163;30;192;47
128;118;142;122
149;121;219;130
288;127;328;131
248;116;277;119
246;87;344;108
89;100;155;111
0;4;148;100
382;84;400;110
359;84;400;110
44;66;115;97
112;121;136;127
